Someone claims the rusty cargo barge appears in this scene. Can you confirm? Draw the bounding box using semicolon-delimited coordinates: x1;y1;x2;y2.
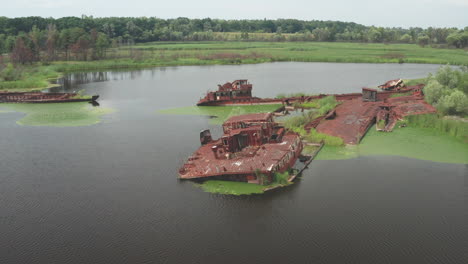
0;91;99;103
197;79;424;107
179;112;304;185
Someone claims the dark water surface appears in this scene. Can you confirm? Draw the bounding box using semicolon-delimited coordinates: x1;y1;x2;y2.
1;63;466;264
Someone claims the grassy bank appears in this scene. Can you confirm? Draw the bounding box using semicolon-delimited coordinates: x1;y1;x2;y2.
2;41;467;91
0;65;61;91
0;103;115;127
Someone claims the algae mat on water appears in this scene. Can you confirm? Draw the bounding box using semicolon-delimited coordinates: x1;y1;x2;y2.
159;105;282;124
197;180;266;195
316;125;468;164
0;103;114;127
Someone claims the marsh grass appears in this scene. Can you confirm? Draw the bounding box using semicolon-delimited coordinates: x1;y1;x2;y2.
0;65;61;91
405;114;468;141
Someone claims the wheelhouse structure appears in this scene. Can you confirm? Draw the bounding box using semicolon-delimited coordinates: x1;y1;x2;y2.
196;80;258;106
179;113;303;185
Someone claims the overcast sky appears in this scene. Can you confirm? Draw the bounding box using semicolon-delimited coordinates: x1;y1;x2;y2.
2;0;467;28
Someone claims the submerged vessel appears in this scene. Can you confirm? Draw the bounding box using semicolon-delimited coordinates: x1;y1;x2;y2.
178;112;303;185
196;79;282;106
0;91;99;103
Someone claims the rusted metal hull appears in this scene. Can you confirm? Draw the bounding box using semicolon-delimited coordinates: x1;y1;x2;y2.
314;88;436;144
0;92;99;103
179;133;303;184
179;112;303;185
196;97;282;106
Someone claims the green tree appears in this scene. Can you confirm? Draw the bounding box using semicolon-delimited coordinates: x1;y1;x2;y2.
437;90;468;115
424;79;445;104
435;65;459;89
95;32;110;59
399;34;412;43
417;35;430;47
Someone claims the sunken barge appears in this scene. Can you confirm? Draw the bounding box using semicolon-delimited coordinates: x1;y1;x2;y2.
0;91;99;103
179;113;303;185
197;80;282;106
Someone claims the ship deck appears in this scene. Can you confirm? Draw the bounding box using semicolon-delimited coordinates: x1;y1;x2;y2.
316;95;436;144
179;134;301;179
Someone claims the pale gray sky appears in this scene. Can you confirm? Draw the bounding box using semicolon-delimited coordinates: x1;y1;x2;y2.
2;0;468;28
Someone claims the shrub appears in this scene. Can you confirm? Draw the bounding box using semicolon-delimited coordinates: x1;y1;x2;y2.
0;63;22;81
423;66;468;115
273;171;290;185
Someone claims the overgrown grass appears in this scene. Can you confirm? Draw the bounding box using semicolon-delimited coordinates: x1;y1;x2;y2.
389;92;412;98
273;171;290;185
403;78;427;86
158;105;281;124
305;129;344;146
282;96;342;145
0;65;61;91
405;114;467;141
130;41;468;65
0;103;114;127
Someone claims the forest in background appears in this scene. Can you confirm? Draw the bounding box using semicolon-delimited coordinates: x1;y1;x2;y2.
0;16;468;64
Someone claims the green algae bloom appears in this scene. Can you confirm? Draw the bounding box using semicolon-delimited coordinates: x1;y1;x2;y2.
159;104;282;124
0;102;115;127
316;125;468;164
197;180;266;195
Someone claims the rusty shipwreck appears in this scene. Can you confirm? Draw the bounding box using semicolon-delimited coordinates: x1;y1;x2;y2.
178;113;303;185
197;80;284;106
0;91;99;103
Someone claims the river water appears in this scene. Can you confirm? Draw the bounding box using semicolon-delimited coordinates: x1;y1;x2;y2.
0;62;466;264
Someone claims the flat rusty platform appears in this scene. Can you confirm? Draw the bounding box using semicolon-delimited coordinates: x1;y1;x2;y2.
316;99;378;144
315;94;437;144
179;134;301;179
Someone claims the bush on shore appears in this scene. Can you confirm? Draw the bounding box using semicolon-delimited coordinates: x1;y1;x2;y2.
424;66;468;116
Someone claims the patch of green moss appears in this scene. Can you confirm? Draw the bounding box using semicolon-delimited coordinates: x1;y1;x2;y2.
159;105;281;124
0;102;115;127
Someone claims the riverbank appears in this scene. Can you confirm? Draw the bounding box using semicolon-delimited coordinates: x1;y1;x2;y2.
2;41;467;92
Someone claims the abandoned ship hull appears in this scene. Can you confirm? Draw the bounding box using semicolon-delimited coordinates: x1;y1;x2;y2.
0;92;99;103
179;134;303;184
196;98;285;106
179;112;304;185
196;88;418;107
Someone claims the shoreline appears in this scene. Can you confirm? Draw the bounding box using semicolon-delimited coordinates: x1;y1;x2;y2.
2;41;467;92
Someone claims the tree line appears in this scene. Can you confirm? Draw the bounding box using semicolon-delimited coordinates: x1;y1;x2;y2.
0;16;467;64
